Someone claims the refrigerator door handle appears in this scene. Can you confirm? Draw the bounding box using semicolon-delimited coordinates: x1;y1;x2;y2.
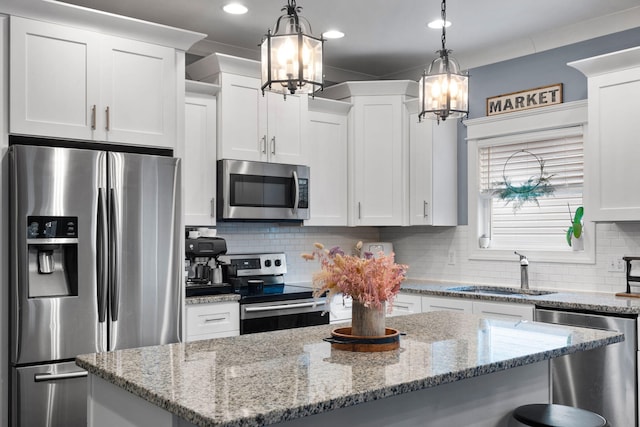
109;188;120;322
97;188;108;323
34;370;88;382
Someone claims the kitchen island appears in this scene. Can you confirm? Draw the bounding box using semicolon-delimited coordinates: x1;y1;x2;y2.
76;311;622;427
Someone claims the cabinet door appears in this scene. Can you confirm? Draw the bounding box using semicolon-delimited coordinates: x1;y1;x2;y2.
388;293;422;317
329;293;352;324
585;68;640;221
409;113;434;225
184;93;217;225
472;301;534;321
266;92;308;165
10;16;100;140
352;95;405;226
422;296;473;313
217;73;266;161
185;302;239;341
100;36;176;147
305;110;348;226
409;114;457;226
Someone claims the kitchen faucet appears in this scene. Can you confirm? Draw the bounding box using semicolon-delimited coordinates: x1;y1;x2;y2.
514;251;529;290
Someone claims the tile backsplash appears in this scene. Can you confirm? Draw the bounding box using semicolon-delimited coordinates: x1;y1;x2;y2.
215;222;640;293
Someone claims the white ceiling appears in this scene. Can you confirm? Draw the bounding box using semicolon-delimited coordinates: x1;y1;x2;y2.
57;0;640;81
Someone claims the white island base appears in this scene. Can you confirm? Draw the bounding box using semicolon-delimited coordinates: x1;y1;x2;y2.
88;361;549;427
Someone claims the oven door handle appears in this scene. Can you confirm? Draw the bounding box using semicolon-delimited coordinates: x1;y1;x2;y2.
244;300;325;313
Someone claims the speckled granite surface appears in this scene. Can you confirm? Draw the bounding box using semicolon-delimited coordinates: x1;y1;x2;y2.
401;280;640;314
76;311;622;427
185;294;240;305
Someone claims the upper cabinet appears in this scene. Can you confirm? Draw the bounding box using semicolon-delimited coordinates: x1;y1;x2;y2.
186;53;309;165
10;16;181;148
569;46;640;221
407;100;458;226
184;81;219;226
321;81;414;226
305;98;350;226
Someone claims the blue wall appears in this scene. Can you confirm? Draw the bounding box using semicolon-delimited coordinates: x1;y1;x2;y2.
457;27;640;224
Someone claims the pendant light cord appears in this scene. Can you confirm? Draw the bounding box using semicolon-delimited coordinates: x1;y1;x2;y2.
441;0;447;52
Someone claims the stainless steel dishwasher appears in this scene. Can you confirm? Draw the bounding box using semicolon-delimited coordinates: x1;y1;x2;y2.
535;308;637;427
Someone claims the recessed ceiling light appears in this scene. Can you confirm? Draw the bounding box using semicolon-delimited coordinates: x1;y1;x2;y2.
322;30;345;39
223;3;248;15
427;19;451;29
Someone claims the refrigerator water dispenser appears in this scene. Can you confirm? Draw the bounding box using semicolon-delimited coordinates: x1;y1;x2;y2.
26;216;78;298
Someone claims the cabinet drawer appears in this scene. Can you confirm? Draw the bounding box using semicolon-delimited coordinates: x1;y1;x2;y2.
388;293;422;317
472;301;534;321
329;294;352;324
186;302;239;340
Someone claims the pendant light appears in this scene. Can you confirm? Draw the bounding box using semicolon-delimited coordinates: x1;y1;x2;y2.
418;0;469;123
260;0;324;97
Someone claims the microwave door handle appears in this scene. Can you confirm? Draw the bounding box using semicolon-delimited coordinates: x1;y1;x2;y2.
292;170;299;214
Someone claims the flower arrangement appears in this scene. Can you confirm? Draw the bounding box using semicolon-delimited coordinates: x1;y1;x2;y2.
302;242;408;310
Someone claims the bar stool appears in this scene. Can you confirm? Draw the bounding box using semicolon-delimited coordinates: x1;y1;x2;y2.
509;404;607;427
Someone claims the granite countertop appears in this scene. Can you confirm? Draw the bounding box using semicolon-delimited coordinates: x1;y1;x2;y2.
76;311;622;427
400;280;640;315
185;294;240;305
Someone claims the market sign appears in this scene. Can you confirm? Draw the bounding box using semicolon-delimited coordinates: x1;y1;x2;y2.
486;83;563;116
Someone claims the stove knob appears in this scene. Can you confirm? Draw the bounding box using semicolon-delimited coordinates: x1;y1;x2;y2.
264;259;272;267
274;259;282;267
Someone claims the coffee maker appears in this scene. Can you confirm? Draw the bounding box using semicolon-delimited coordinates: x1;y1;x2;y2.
185;236;233;297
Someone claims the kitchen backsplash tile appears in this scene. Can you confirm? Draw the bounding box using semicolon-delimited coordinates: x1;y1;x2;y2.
216;222;640;293
215;223;379;283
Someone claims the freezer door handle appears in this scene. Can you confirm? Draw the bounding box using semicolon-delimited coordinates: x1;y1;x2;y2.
109;188;120;322
34;370;88;382
97;188;108;323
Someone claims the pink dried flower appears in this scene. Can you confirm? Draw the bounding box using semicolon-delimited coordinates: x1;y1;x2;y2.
301;241;408;311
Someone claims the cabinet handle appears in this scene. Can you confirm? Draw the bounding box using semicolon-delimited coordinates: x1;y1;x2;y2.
260;136;267;153
424;201;429;218
210;198;215;219
358;202;362;219
271;137;276;155
105;106;110;131
203;317;226;323
91;105;96;130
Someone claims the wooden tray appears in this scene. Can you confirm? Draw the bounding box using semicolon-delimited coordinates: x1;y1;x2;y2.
325;327;400;352
615;292;640;298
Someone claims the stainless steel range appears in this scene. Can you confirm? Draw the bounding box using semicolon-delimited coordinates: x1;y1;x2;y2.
218;252;328;334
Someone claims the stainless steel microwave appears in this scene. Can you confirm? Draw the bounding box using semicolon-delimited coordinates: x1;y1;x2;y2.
217;159;309;221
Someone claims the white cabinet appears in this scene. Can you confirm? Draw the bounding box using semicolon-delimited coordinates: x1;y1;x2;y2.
388;293;422;317
422;296;473;313
407;101;458;226
185;301;239;341
472;301;534;321
321;81;414;226
184;81;219;226
186;53;308;165
569;46;640;221
10;16;177;148
305;98;350;226
329;293;353;324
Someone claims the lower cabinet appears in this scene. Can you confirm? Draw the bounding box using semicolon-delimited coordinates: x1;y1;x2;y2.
185;301;239;342
422;296;534;321
472;300;534;321
422;296;473;313
388;293;422;317
329;293;352;324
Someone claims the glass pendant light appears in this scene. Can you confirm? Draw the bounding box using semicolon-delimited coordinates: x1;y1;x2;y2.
418;0;469;123
261;0;324;97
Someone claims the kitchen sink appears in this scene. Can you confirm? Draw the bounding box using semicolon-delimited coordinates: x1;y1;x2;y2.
446;285;557;297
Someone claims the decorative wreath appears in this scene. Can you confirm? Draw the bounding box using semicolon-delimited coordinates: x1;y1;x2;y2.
492;150;555;212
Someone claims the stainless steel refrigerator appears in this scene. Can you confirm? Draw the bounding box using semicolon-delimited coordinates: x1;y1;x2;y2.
9;142;182;427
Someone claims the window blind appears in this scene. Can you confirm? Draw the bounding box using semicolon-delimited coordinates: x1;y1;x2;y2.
478;131;583;249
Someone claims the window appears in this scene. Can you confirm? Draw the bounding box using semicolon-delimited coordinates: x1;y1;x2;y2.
478;128;583;250
466;101;594;263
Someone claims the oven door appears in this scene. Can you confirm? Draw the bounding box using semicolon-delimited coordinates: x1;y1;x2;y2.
240;298;328;334
218;159;309;220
